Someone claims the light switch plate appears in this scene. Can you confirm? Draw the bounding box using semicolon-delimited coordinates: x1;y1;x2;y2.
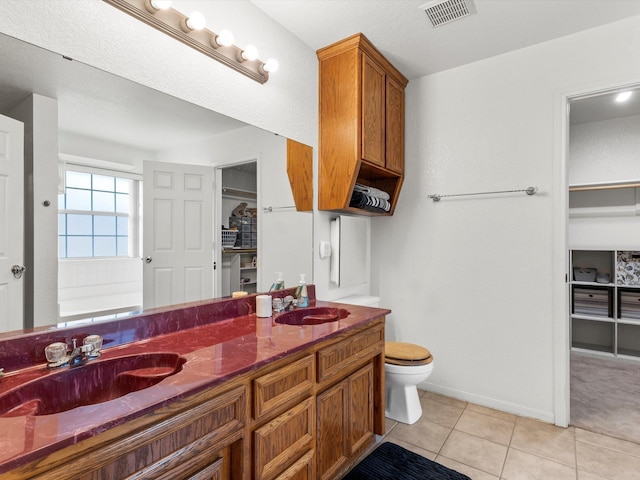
319;241;332;259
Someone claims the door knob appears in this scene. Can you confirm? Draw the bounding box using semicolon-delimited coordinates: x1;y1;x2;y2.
145;256;152;263
11;265;26;279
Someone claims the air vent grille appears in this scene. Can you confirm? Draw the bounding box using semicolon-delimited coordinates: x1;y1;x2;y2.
421;0;471;27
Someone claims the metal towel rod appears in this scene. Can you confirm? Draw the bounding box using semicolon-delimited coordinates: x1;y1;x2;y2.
263;206;297;212
428;186;538;202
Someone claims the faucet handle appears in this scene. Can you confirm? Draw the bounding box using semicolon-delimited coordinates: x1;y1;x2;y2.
83;335;103;357
45;342;69;364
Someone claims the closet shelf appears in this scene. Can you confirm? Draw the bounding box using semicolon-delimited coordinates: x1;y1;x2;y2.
569;181;640;192
222;187;257;199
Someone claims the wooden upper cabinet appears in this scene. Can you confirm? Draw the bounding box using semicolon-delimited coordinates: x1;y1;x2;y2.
361;54;386;168
385;77;405;175
286;139;313;211
317;33;408;216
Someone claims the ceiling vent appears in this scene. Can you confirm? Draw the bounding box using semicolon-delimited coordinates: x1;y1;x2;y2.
420;0;473;27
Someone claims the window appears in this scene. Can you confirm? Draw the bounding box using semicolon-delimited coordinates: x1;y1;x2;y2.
58;168;140;258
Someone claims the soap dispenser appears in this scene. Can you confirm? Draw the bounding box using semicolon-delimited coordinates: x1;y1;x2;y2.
296;274;309;307
269;272;285;292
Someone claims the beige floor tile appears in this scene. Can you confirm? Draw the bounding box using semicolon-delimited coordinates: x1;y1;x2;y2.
576;427;640;458
466;402;518;423
577;471;611;480
382;438;437;460
384;417;398;436
420;394;465;428
386;417;452;453
454;409;515;445
421;390;468;409
436;455;500;480
501;448;576;480
577;440;640;480
510;416;576;467
439;430;507;476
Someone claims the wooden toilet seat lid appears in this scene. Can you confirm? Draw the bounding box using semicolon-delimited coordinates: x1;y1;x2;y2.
385;342;432;364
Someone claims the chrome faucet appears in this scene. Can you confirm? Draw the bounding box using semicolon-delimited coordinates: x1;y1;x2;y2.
45;335;102;368
67;338;94;366
282;295;297;311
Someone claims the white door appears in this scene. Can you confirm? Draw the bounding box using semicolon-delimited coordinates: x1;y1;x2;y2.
143;161;213;309
0;114;24;332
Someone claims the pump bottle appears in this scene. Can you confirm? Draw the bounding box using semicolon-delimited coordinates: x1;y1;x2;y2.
296;274;309;307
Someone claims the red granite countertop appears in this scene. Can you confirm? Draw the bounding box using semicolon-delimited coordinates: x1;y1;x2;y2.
0;288;390;473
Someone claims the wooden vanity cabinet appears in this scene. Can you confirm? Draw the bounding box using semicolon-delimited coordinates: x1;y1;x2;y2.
317;33;408;216
9;318;385;480
316;321;385;480
18;385;246;480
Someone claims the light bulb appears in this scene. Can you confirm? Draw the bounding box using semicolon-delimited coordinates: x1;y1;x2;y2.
616;91;633;103
213;29;234;47
150;0;172;9
186;11;206;30
241;45;259;61
263;58;279;73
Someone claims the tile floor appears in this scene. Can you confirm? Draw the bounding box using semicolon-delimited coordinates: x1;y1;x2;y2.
381;390;640;480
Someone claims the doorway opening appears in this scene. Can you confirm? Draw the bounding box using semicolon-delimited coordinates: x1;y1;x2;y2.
566;84;640;443
215;161;258;297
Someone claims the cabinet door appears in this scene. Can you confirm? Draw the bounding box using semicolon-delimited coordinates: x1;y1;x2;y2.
361;53;386;168
186;456;224;480
348;363;374;455
385;76;405;174
316;382;348;480
254;397;314;480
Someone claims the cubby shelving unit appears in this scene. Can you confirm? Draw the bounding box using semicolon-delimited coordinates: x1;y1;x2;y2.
570;249;640;358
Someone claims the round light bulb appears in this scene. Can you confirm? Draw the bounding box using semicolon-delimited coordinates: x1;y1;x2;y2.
616;91;633;103
150;0;172;10
242;45;259;61
263;58;279;73
216;29;234;47
186;11;206;30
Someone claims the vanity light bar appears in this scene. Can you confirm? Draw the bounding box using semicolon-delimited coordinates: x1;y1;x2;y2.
103;0;276;84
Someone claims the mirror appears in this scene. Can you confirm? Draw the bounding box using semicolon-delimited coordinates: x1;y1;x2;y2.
0;31;313;332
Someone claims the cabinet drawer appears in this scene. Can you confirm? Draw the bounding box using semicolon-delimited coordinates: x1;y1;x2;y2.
317;322;384;383
619;290;640;320
253;397;315;480
253;355;314;420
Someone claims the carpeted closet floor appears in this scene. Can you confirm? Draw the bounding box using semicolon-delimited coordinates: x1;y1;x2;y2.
571;352;640;444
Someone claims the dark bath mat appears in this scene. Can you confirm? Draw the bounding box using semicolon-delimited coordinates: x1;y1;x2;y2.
343;442;471;480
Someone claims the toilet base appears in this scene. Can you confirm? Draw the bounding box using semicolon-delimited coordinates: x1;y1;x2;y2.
385;384;422;425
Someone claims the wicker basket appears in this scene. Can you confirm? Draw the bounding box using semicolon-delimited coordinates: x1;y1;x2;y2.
221;229;238;248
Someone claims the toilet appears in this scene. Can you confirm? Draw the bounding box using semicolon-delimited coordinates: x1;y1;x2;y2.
384;342;433;424
335;295;434;425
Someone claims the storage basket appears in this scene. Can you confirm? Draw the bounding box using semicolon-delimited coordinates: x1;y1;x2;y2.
573;267;597;282
221;229;238;248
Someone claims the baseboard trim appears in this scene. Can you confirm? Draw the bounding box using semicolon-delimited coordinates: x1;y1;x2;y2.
420;381;555;425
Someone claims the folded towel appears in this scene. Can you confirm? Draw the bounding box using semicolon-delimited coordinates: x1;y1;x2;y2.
354;183;390;201
350;191;391;213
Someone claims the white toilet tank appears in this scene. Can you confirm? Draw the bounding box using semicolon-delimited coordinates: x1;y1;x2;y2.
335;295;380;307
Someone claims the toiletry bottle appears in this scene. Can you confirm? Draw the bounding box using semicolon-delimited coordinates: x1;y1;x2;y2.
269;272;285;292
296;274;309;307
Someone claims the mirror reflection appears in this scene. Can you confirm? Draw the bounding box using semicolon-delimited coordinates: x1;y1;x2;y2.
0;32;313;334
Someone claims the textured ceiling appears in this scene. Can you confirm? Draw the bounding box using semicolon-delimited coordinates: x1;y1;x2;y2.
250;0;640;80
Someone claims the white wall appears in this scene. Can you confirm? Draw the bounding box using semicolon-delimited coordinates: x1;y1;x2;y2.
371;16;640;424
570;114;640;186
58;257;142;318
